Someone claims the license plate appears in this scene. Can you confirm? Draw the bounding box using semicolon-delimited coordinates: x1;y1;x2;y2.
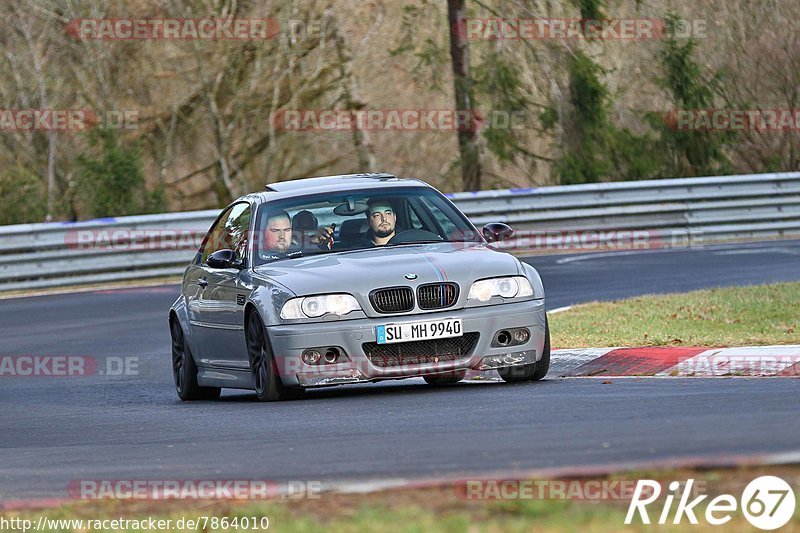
376;318;462;344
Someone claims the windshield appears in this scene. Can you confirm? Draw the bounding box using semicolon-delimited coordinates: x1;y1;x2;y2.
252;187;481;265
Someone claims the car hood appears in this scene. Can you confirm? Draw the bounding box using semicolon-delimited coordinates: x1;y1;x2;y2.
252;242;521;300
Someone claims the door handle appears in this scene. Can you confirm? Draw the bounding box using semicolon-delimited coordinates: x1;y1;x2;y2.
197;278;208;287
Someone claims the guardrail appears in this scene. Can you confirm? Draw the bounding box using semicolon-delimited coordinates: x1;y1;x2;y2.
1;172;799;292
449;171;800;254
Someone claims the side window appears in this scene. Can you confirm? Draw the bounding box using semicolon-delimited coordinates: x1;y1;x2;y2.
200;207;233;265
200;203;251;265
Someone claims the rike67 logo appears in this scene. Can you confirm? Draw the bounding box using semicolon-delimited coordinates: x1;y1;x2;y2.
626;476;796;530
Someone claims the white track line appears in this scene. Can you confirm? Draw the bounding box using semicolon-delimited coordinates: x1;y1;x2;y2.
0;280;179;300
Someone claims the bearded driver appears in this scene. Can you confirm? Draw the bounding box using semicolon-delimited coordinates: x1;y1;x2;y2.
260;210;302;260
363;198;396;245
314;198;397;248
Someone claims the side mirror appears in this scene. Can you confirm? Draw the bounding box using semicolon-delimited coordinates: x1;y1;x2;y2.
207;249;243;269
482;223;514;243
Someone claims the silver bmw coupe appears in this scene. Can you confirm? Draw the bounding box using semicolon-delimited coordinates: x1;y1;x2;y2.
169;173;549;401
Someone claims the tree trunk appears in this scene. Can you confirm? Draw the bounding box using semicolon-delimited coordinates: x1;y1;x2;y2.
447;0;481;191
21;17;57;221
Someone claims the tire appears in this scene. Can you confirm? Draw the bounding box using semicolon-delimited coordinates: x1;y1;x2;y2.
170;318;221;401
246;311;304;402
423;370;467;385
498;319;551;383
530;320;551;381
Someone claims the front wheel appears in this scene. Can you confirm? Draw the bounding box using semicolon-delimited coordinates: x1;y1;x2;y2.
498;319;551;383
170;319;221;401
246;312;304;402
530;320;551;381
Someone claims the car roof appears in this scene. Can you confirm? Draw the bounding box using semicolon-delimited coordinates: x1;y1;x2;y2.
242;173;429;203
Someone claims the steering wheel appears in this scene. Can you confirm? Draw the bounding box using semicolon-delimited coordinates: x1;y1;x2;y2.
387;229;444;245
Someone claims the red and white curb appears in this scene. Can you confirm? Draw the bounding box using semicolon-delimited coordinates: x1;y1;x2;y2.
551;345;800;377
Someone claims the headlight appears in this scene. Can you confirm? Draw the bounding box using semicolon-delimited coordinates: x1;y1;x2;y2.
468;276;534;302
280;294;362;319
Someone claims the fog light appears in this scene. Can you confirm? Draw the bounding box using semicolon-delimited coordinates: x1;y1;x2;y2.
302;349;322;365
496;331;511;346
324;348;340;364
513;329;530;343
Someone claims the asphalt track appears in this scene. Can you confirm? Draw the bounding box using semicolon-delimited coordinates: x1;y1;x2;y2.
2;240;800;501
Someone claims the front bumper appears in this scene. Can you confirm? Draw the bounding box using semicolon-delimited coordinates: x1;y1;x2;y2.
267;299;546;387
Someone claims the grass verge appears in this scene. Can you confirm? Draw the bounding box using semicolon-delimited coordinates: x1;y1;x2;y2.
550;282;800;348
3;466;799;532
